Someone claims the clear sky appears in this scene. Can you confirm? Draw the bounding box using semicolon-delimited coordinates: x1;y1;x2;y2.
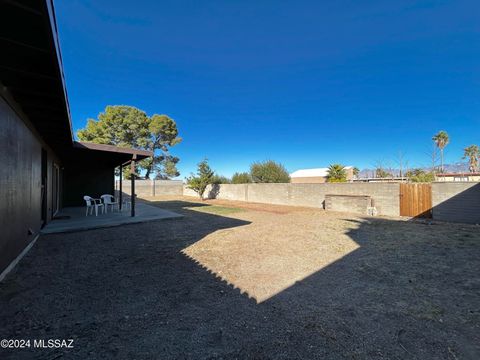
56;0;479;178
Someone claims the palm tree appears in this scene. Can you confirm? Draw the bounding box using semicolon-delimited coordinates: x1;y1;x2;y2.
432;131;449;173
326;164;347;182
352;167;360;178
375;168;391;178
463;145;480;173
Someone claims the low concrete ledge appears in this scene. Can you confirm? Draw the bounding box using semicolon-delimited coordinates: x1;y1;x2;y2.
325;194;372;215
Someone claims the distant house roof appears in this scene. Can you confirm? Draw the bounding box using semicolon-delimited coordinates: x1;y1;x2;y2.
290;166;353;178
436;172;480;177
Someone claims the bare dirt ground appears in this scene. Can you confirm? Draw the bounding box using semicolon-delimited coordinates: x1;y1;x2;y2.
0;196;479;359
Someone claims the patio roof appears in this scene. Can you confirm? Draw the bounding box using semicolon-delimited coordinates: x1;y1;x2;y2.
70;141;153;166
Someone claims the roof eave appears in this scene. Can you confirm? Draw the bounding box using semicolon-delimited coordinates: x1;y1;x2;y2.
73;141;153;159
45;0;74;143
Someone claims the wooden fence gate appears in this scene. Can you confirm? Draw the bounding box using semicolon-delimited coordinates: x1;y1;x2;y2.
399;183;432;218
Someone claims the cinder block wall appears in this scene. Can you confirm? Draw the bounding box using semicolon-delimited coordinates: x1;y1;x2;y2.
153;180;184;196
325;195;371;214
322;183;400;216
183;186;202;198
117;180;183;197
163;181;480;223
432;182;480;224
183;183;400;216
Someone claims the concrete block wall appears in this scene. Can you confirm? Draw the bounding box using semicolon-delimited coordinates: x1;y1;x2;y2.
183;183;400;216
321;183;400;216
153;180;184;196
216;183;248;200
247;183;291;205
432;182;480;224
183;185;202;198
117;180;183;197
182;181;480;223
288;184;327;207
325;195;372;215
135;180;153;197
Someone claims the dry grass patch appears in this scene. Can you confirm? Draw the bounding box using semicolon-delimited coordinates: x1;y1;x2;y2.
186;205;245;216
182;209;361;303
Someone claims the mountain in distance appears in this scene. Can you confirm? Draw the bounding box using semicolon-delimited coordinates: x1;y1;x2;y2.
358;162;471;178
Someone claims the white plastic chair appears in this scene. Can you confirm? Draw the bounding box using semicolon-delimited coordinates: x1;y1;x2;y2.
83;196;105;216
101;194;119;213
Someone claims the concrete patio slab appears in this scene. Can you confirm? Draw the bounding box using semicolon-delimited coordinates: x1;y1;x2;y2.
41;203;182;234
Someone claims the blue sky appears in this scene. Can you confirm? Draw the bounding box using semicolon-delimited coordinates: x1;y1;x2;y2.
56;0;479;177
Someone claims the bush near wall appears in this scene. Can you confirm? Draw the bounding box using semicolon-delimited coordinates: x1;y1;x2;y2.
250;160;290;183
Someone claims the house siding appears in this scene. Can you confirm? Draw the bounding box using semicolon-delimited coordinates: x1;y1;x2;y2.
0;95;61;274
63;166;114;207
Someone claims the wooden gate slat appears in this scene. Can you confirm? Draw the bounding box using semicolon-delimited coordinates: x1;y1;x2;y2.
399;183;432;218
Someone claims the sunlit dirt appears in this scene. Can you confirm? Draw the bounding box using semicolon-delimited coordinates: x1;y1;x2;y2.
182;209;360;303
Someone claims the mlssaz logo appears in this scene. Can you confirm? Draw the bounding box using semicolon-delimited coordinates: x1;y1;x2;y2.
34;339;74;348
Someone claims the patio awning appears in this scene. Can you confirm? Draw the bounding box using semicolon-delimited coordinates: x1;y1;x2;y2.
70;141;152;166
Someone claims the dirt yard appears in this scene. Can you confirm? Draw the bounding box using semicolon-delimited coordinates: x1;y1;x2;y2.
0;196;479;359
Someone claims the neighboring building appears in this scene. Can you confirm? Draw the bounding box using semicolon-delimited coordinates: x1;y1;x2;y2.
353;177;407;183
290;166;354;183
0;1;151;276
435;173;480;182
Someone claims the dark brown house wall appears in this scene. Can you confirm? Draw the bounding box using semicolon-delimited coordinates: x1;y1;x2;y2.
63;166;115;207
0;96;61;274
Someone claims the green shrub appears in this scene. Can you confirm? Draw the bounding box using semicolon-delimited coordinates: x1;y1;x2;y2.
186;159;215;199
375;168;392;178
250;160;290;183
212;175;231;184
231;172;252;184
406;169;435;183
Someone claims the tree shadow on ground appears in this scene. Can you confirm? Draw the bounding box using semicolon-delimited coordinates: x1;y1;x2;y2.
0;200;479;359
